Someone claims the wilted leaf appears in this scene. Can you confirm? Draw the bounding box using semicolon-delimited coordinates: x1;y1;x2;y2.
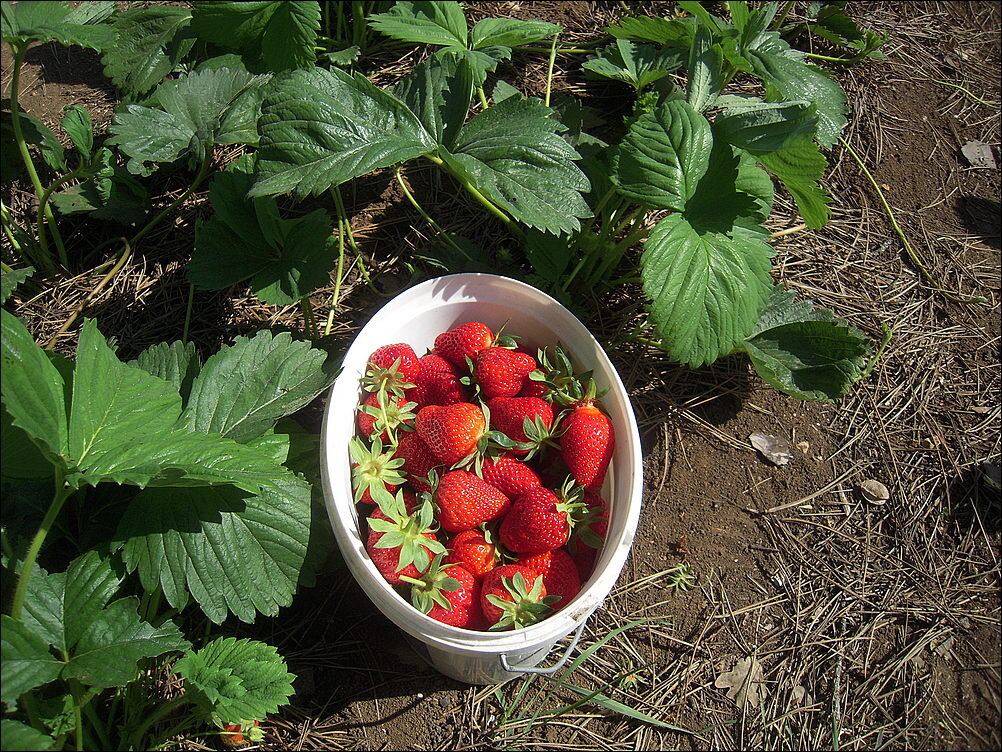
715;655;768;708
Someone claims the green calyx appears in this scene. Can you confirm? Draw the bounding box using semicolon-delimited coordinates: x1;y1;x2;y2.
368;488;446;575
486;571;559;630
362;355;416;399
359;394;417;445
401;554;463;614
349;435;405;503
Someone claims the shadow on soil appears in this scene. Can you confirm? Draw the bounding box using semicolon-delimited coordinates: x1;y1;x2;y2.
956;195;1002;250
945;462;1002;537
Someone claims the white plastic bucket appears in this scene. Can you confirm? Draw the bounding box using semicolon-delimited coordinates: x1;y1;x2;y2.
320;274;643;684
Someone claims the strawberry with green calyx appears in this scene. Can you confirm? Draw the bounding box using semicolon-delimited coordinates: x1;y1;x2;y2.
433;321;496;369
471;346;538;400
356;392;417;444
401;554;485;629
219;719;263;748
481;565;559;630
444;527;499;579
499;479;586;555
416;402;489;467
366;487;446;584
486;396;555;459
567;488;608;556
433;469;511;533
526;343;592;404
479;452;543;499
393;430;441;494
350;435;405;505
556;380;615;491
517;548;582;611
363;344;419;399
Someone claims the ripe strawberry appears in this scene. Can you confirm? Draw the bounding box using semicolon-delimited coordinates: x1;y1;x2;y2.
356;392;417;442
434;469;510;533
479;452;542;499
499;484;584;555
518;548;582;610
416;402;487;467
474;347;537;400
350;436;405;505
411;353;466;407
558;385;614;491
434;321;494;369
444;528;498;579
402;555;485;629
363;343;419;398
480;564;559;630
487;396;554;456
219;720;261;748
518;379;550;400
393;430;440;493
366;490;445;585
567;489;608;576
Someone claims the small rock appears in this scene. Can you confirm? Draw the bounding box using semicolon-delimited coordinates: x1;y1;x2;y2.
749;432;794;466
961;140;997;169
859;479;890;504
796;441;810;454
438;695;450;708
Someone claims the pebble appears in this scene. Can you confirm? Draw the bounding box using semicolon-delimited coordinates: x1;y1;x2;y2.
859;479;890;504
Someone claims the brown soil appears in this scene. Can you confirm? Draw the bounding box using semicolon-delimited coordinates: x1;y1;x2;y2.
2;1;999;751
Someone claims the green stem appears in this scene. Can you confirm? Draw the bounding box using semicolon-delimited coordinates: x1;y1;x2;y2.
79;691;111;751
301;295;317;339
425;154;516;229
10;469;71;620
544;33;559;108
131;154;213;248
804;51;869;64
331;185;381;295
352;1;366;48
181;283;194;343
36;169;84;266
771;0;795;30
394;167;472;261
477;86;490;109
925;77;1000;109
860;321;892;379
517;45;594;54
129;696;191;749
839;136;986;304
324;213;347;337
8;44;61;274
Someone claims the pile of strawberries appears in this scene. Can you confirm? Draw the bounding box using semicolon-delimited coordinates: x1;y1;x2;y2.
350;320;615;631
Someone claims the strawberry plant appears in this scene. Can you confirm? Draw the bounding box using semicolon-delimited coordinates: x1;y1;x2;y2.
1;304;337;748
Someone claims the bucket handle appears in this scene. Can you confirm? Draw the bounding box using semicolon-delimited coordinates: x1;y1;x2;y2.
499;621;587;675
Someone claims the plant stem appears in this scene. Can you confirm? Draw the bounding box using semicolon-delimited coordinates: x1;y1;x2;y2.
424;154;516;229
925;77;1000;109
131;153;213;248
8;44;62;274
394;167;472;261
301;295;317;338
10;469;71;621
331;185;381;295
860;322;893;379
36;169;84;265
129;695;191;749
804;51;869;64
544;33;559;108
839;136;986;304
477;86;490;109
182;283;195;343
771;0;796;30
324;212;348;337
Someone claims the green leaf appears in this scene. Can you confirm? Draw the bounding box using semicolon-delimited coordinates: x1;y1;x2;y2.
392;54;472;147
1;105;66;174
439;44;510;89
582;39;685;91
2;407;55;481
0;719;56;751
129;340;201;405
251;66;434;198
686;26;724;113
0;309;69;462
678;0;725;32
190;1;320;72
683;140;774;232
611;99;712;211
367;0;468;47
50;148;148;225
117;474;312;624
107;67;266;173
1;265;33;304
182;328;337;443
174;637;295;724
606;15;696;47
190;154;337;305
712;95;818;154
641;213;774;367
441;96;591;235
470;17;559;49
0;615;62;703
101;5;194;97
60;105;92;157
748;50;846;149
524;228;571;284
19;551;190;690
754;134;831;228
2;0;114;50
742;285;870;400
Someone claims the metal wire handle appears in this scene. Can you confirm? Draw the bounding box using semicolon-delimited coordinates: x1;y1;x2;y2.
499;622;587;675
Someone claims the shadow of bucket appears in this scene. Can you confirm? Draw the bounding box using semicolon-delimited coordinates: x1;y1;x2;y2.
321;274;643;684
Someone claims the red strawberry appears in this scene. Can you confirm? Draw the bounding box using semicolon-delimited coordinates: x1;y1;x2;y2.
559;388;614;491
499;485;584;555
444;528;498;579
474;347;537;400
393;430;440;493
403;555;485;629
480;564;558;630
363;343;419;398
487;397;554;456
219;720;261;748
434;469;510;533
416;402;487;467
479;452;542;499
518;379;550;400
356;392;417;442
349;436;405;505
366;490;445;585
518;548;582;610
434;321;494;369
568;489;609;575
411;353;466;407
